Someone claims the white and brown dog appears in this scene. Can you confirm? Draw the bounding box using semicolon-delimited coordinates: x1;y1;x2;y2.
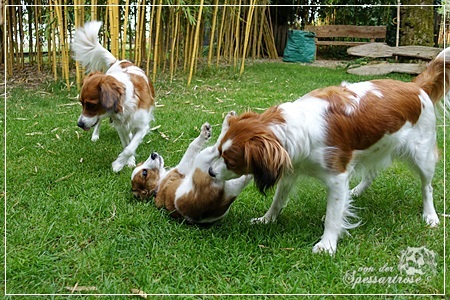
209;48;449;254
131;119;252;224
72;21;155;172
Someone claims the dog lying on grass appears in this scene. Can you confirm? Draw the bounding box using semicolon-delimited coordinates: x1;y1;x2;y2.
131;117;252;223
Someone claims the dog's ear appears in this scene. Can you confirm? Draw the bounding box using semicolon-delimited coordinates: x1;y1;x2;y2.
99;77;125;113
245;135;292;194
82;71;102;85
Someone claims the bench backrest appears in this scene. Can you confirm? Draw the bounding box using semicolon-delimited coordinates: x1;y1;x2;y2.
305;25;386;39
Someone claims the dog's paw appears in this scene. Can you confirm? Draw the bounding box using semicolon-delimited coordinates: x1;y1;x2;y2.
227;111;236;118
127;155;136;168
312;240;336;255
350;188;361;198
91;134;99;142
423;213;440;227
250;215;276;225
112;160;125;173
201;122;212;140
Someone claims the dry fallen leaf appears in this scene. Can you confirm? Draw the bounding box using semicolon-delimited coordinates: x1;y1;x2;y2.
131;288;148;299
64;285;98;293
159;131;170;141
54;172;75;183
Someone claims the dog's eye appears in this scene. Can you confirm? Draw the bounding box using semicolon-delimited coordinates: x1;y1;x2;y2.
226;162;236;169
85;102;96;110
142;169;148;177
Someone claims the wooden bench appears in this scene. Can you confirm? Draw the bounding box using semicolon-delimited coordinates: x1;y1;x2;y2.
304;25;387;47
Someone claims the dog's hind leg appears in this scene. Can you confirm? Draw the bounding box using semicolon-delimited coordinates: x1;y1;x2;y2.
409;146;440;227
350;170;377;198
177;123;212;175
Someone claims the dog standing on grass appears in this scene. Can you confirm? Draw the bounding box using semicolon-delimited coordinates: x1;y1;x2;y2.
208;47;449;254
131;116;252;224
72;21;155;172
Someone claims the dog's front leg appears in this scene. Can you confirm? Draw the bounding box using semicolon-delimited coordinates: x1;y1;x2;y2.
91;122;101;141
251;174;299;224
112;126;147;172
313;173;353;255
177;123;212;175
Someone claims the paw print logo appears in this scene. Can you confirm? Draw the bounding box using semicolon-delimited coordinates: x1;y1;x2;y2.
398;246;437;276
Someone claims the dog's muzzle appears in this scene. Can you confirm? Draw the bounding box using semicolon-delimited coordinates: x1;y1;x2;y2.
77;120;90;131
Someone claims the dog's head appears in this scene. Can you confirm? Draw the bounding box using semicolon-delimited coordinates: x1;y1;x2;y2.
131;152;165;200
209;109;292;194
77;72;125;131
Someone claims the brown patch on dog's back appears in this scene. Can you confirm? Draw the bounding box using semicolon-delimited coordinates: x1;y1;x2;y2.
309;86;357;115
119;61;134;69
129;73;155;110
322;80;423;172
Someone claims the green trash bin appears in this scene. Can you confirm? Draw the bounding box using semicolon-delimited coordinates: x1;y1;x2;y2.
283;30;316;63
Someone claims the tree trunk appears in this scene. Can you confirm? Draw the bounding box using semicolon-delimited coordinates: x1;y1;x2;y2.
400;0;434;46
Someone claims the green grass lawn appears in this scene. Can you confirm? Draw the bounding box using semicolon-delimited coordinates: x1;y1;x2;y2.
4;61;448;296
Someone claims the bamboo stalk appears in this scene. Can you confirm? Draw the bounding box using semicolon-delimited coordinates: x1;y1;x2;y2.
256;5;265;58
187;0;204;86
108;0;119;58
251;6;258;59
6;5;14;76
183;21;191;72
34;0;42;72
152;0;163;83
216;1;227;67
240;1;255;75
122;0;130;59
146;1;156;75
53;1;70;90
233;1;241;70
18;5;24;67
91;0;97;20
50;7;58;81
74;0;83;89
103;5;108;49
263;9;278;59
170;6;179;82
134;1;145;67
174;8;181;74
207;0;219;68
226;5;235;63
139;2;146;67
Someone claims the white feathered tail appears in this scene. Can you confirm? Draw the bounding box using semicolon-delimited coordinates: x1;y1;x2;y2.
72;21;116;73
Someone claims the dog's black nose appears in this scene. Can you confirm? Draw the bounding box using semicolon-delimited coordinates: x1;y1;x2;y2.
208;167;216;178
151;152;158;160
77;120;85;129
